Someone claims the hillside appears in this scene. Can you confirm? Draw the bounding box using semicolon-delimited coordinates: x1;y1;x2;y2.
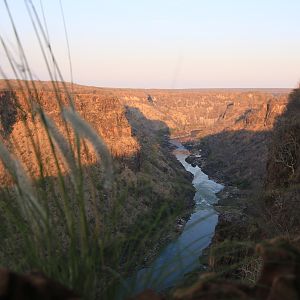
263;86;300;236
0;81;291;234
130;88;300;300
0;81;195;289
0;81;289;186
0;80;296;298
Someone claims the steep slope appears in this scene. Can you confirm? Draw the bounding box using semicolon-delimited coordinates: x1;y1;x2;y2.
119;89;289;138
263;86;300;236
184;87;300;288
0;85;139;182
0;80;297;298
184;95;288;189
0;81;195;272
266;87;300;188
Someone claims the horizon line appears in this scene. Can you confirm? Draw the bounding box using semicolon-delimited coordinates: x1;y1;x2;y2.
0;79;294;91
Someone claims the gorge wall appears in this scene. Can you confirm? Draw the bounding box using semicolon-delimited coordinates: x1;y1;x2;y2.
1;80;298;298
0;80;195;268
1;81;289;190
0;81;290;217
122;88;289;186
263;87;300;237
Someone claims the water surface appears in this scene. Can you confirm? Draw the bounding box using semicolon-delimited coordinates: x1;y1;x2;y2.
120;140;223;297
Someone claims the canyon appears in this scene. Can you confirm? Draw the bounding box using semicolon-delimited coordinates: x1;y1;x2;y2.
0;80;299;299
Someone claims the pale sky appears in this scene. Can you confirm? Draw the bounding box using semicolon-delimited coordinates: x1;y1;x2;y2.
1;0;300;88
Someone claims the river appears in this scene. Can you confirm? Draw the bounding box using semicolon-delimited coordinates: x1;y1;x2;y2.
118;140;223;298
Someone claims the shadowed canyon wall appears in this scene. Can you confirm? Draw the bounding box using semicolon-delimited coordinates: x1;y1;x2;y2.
1;80;298;299
0;80;290;193
0;81;195;265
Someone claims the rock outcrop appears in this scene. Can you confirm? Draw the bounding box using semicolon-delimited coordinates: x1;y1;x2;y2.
0;82;140;184
0;80;296;299
262;86;300;237
266;87;300;188
119;89;288;138
0;80;195;283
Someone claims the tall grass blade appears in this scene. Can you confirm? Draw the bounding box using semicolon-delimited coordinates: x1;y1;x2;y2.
0;139;46;222
62;108;114;188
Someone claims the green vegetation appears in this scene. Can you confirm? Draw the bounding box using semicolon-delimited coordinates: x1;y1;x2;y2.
0;92;192;298
0;2;299;299
0;3;195;299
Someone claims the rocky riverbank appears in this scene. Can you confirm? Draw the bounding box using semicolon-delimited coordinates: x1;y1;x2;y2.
122;139;223;297
184;143;246;213
0;82;198;298
183;143;263;279
132;86;300;300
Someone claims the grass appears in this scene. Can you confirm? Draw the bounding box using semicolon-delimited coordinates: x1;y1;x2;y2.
0;3;203;299
0;2;128;299
0;97;194;299
1;2;294;299
0;83;270;298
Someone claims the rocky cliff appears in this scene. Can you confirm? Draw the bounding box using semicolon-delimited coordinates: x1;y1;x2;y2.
262;86;300;237
0;82;290;236
0;80;195;276
108;87;298;300
0;80;296;298
178;87;300;293
119;89;289;138
266;87;300;188
0;82;139;182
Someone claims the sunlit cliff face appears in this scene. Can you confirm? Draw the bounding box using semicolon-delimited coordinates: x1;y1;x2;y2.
0;83;140;186
120;90;288;138
0;81;290;187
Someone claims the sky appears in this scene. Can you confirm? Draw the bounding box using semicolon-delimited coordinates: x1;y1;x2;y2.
1;0;300;88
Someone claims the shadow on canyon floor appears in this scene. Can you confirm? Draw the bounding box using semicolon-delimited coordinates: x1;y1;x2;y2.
185;129;272;189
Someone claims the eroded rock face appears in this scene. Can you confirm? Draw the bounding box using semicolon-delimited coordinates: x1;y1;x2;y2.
261;87;300;238
0;81;295;300
0;84;140;184
120;89;289;138
121;88;289;191
0;91;21;137
0;81;196;277
266;87;300;188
